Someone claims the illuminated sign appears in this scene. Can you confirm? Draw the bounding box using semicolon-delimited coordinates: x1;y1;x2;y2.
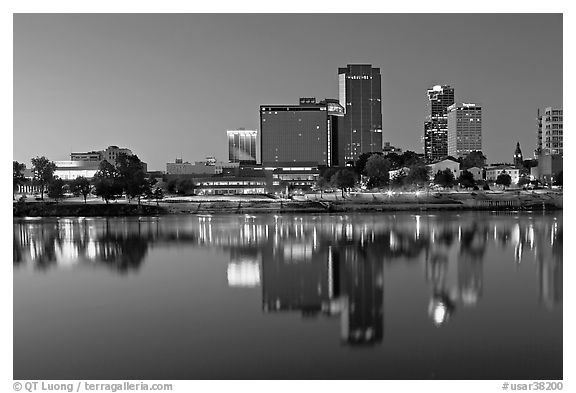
326;103;344;116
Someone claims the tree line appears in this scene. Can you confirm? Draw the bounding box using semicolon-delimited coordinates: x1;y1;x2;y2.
314;150;562;195
13;153;163;204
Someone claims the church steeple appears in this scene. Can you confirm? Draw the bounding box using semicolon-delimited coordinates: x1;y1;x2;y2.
514;142;523;167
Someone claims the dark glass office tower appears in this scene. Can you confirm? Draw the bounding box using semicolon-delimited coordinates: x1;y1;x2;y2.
338;64;383;165
424;85;455;162
260;98;344;166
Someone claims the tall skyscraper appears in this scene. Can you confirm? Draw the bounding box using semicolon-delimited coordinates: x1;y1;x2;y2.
227;129;257;163
260;98;344;166
447;102;482;158
338;64;383;164
536;107;563;157
424;85;455;162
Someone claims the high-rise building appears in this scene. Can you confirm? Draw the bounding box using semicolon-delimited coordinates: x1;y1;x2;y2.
227;129;257;163
338;64;383;164
424;85;455;162
447;102;482;158
536;107;563;157
260;98;344;166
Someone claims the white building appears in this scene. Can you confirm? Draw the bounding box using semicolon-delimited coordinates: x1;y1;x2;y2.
54;161;100;180
461;166;483;180
428;159;460;179
537;107;563;157
485;166;520;186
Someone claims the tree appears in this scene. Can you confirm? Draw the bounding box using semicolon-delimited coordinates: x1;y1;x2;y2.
364;155;391;188
176;178;195;195
13;161;27;199
405;164;431;188
391;169;408;188
167;178;178;194
47;178;65;201
31;156;57;200
93;160;123;204
71;176;92;204
355;152;382;176
320;166;339;182
116;153;149;204
433;169;456;188
331;169;356;197
386;152;403;170
315;176;330;197
401;151;424;168
495;173;512;189
553;171;562;186
458;170;476;189
462;151;486;170
153;187;164;206
517;176;531;188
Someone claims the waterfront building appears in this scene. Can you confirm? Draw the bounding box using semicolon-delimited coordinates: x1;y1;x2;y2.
70;151;101;162
194;168;268;195
424;85;455;162
338;64;383;164
101;146;133;165
227;129;257;163
54;160;101;180
447;103;482;158
260;98;344;166
265;162;320;189
72;146;132;165
193;175;267;195
485;166;520;185
428;158;460;180
536;107;563;157
70;145;147;172
464;167;483;181
166;158;239;175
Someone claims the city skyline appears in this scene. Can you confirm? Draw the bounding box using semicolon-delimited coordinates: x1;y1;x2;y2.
14;14;562;171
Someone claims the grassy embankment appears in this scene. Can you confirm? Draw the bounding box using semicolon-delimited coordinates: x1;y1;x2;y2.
13;191;562;217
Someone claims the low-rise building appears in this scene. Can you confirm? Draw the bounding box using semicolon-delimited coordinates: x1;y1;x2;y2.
194;175;267;195
428;159;460;179
54;160;100;180
166;158;239;175
461;166;483;181
485;166;520;185
70;145;147;172
263;162;320;189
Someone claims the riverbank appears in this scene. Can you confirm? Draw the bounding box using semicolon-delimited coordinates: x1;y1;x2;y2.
13;202;168;217
13;191;562;216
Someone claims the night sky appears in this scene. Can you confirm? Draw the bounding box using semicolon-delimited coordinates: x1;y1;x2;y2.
13;13;562;171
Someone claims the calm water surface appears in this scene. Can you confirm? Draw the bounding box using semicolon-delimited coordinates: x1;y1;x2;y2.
13;212;562;379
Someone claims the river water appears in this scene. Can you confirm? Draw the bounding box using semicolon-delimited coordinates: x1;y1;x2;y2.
13;212;562;380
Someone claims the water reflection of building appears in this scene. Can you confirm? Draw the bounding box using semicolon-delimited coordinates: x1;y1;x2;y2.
227;249;261;288
261;225;384;346
337;247;384;345
536;220;562;309
13;218;152;273
14;213;562;315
